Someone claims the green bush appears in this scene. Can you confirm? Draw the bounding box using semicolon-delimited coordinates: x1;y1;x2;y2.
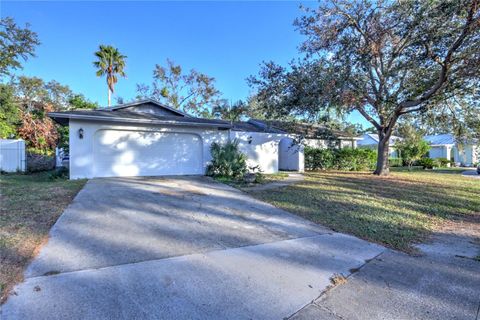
48;167;69;180
305;147;377;171
417;158;439;169
304;147;335;170
389;158;403;167
436;158;451;167
335;148;377;171
206;139;248;179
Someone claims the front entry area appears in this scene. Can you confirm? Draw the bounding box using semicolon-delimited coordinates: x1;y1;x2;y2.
93;130;203;177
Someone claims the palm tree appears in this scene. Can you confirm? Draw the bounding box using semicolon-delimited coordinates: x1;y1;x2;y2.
93;45;127;106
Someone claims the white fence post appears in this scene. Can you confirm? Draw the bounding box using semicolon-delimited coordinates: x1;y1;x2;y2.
0;139;26;172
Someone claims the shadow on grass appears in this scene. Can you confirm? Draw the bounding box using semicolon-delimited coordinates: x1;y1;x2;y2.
250;171;480;252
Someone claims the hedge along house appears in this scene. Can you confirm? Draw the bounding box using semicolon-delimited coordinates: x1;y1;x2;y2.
48;99;300;179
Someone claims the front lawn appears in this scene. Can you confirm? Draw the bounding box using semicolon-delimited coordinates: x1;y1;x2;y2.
214;172;289;188
0;172;86;302
248;170;480;252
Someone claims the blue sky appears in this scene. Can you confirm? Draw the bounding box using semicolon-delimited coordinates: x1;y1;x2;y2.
1;1;368;127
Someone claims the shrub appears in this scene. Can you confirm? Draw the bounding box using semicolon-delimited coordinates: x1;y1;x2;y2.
26;152;55;172
206;139;248;179
396;139;430;169
304;147;335;170
418;158;439;169
389;158;403;167
248;165;265;183
48;166;69;180
436;158;451;167
334;148;377;171
305;147;376;171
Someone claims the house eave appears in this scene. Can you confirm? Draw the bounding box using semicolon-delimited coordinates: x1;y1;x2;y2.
429;144;455;147
48;112;231;129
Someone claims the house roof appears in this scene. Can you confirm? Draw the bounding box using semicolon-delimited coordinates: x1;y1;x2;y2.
231;121;286;134
49;110;232;129
423;134;455;146
358;133;402;146
248;119;360;139
103;98;190;117
48;100;360;137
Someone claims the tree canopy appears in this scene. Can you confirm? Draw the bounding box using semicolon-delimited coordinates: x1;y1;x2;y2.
136;59;222;118
212;100;249;122
0;17;40;79
249;0;480;175
0;76;98;153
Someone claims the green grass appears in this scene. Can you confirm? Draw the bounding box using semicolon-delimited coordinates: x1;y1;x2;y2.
248;170;480;252
0;172;86;302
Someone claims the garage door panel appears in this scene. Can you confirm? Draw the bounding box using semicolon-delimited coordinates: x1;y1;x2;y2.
94;130;203;177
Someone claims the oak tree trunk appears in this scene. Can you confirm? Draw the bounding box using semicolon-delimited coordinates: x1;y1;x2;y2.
374;136;390;176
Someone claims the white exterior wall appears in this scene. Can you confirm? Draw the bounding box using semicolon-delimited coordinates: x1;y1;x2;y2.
0;139;26;172
229;131;289;174
429;146;448;159
68;120;305;179
69;120;229;179
452;145;477;167
69;119;304;179
278;137;304;172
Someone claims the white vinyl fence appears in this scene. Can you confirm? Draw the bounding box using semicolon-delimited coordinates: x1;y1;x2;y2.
0;139;26;172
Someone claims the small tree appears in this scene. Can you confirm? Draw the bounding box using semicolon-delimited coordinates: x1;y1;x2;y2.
137;59;222;118
0;83;21;138
212;100;249;122
396;138;430;170
17;103;58;155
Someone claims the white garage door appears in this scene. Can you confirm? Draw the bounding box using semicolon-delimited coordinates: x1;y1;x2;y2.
93;130;203;178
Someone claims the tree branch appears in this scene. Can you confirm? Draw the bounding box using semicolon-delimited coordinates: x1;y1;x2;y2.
399;1;479;113
355;105;382;130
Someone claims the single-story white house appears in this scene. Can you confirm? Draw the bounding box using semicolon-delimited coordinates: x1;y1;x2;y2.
357;133;402;157
424;133;478;167
49;99;359;179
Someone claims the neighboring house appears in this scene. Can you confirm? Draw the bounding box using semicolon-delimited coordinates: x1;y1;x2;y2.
357;133;402;157
49;99;361;179
424;133;478;167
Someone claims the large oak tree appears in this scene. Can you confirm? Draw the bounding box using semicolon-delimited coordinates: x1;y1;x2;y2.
249;0;480;175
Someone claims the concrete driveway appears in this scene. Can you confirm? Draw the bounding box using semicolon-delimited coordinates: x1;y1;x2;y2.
1;176;384;320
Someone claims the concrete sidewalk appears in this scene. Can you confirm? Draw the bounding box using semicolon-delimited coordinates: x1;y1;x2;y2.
290;219;480;320
462;170;480;179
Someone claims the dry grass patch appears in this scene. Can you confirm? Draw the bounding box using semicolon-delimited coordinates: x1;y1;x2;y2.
249;170;480;252
0;172;86;302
